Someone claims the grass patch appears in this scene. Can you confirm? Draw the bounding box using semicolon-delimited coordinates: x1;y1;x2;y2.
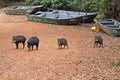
116;61;120;67
76;60;83;65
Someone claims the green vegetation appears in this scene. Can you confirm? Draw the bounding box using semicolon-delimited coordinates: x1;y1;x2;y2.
116;61;120;67
76;60;83;65
0;0;119;20
24;0;102;12
24;0;116;18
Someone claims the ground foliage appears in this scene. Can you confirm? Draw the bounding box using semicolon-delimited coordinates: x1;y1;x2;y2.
25;0;119;18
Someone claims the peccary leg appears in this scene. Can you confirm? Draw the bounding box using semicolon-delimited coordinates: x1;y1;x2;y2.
60;45;62;49
63;45;65;49
96;43;98;47
58;45;61;49
36;44;38;50
98;43;101;48
32;45;34;50
15;43;19;49
66;44;69;49
94;42;98;48
102;43;104;47
100;42;104;47
22;42;25;49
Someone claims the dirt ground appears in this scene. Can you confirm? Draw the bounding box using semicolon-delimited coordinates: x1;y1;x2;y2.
0;8;120;80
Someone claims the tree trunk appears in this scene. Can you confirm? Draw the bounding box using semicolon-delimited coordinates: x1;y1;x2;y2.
113;0;118;19
0;0;9;7
0;0;5;5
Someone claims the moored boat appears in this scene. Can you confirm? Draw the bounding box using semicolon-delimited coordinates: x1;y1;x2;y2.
26;9;98;25
94;19;120;36
3;5;43;15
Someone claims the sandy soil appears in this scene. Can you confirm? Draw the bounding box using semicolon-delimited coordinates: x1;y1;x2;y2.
0;8;120;80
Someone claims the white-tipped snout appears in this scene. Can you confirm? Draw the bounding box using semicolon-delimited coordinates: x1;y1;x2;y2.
12;40;16;43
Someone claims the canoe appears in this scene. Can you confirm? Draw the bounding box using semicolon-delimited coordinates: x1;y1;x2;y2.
4;5;43;15
26;9;98;25
94;19;120;36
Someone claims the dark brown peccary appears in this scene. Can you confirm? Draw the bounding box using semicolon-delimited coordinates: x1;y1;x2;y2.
12;35;26;49
94;36;103;48
57;38;69;49
27;36;39;51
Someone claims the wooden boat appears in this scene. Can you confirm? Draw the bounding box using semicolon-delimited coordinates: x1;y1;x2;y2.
4;5;43;15
26;9;98;25
94;19;120;36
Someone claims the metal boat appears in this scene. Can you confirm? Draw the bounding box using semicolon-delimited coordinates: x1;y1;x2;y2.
4;5;43;15
26;9;98;25
94;19;120;36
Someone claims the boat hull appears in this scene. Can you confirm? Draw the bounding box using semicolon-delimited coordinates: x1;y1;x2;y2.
26;10;97;25
4;9;28;15
27;14;83;25
4;5;43;15
94;19;120;36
